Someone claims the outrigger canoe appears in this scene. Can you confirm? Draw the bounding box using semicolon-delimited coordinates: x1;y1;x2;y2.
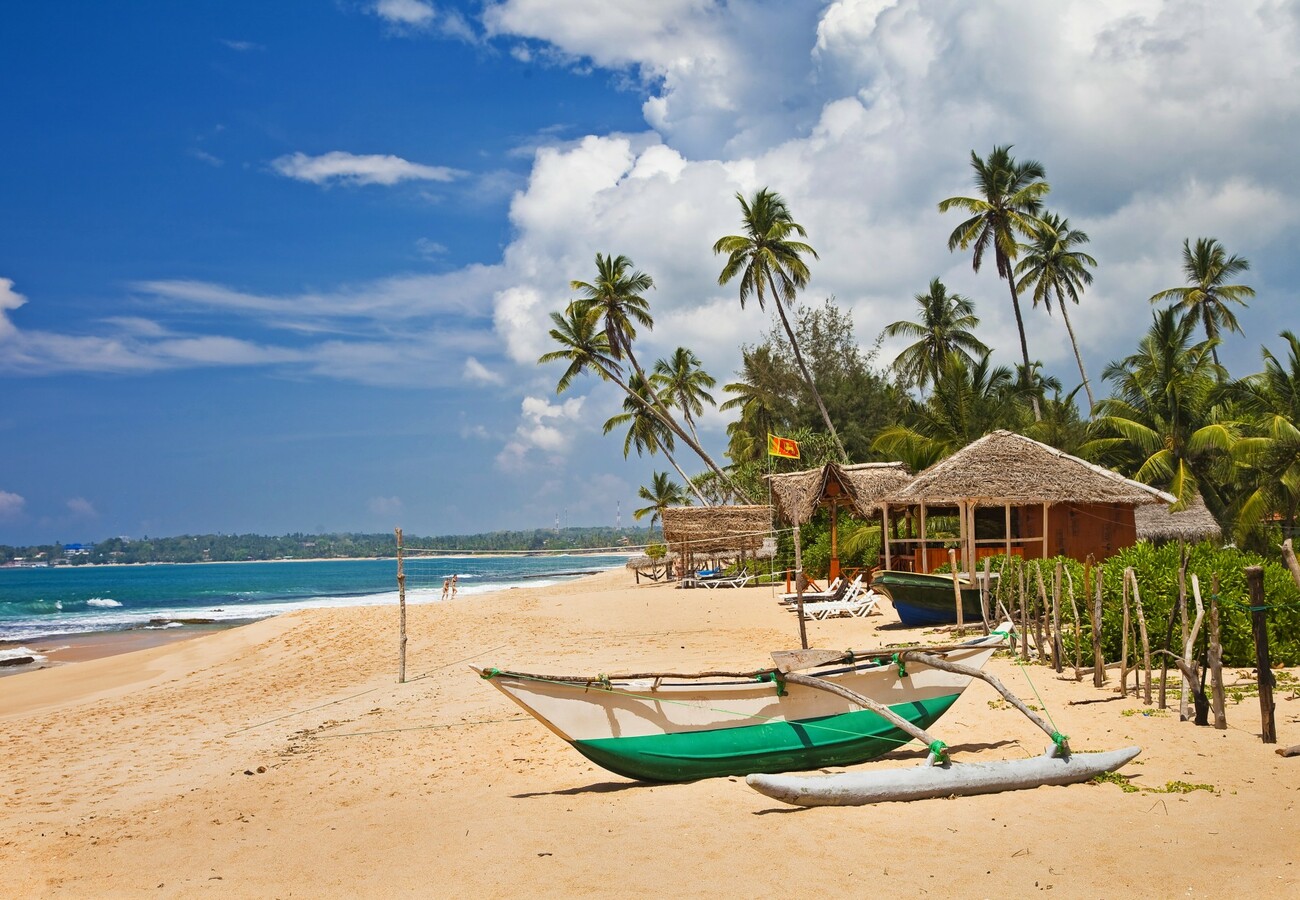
871;570;985;626
473;627;1009;783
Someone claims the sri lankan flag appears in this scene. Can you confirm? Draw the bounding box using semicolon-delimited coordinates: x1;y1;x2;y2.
768;433;800;459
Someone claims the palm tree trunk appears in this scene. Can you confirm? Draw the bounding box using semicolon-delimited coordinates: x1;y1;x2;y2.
663;446;709;504
772;299;849;462
1003;272;1042;422
1058;302;1096;413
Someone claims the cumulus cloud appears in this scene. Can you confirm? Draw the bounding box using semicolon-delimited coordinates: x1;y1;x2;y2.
463;356;505;385
271;151;462;186
496;396;585;471
373;0;436;28
0;490;24;519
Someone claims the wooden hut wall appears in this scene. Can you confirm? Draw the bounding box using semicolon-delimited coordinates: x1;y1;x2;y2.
1037;502;1137;562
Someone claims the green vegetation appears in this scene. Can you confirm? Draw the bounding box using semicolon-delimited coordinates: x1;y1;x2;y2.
0;526;659;567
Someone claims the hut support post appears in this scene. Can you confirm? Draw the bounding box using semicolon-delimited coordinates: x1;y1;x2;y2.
918;502;928;574
1245;566;1276;744
793;524;808;650
1210;574;1227;730
1041;501;1049;563
1004;504;1012;561
882;505;892;570
396;527;407;685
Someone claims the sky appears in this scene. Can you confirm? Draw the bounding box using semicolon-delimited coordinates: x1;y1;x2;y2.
2;1;1299;545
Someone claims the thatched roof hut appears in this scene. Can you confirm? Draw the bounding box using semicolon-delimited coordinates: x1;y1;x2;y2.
767;462;912;526
660;505;772;562
1135;493;1222;543
886;430;1173;507
879;430;1177;573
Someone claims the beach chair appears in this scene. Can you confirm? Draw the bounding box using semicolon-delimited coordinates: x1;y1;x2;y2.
699;569;755;589
778;576;843;605
799;577;866;620
809;586;880;620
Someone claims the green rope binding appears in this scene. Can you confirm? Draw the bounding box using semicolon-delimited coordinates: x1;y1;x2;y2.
892;653;907;678
754;671;788;696
927;740;948;763
480;667;501;679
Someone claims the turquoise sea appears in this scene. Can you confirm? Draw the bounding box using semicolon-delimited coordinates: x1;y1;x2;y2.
0;555;629;653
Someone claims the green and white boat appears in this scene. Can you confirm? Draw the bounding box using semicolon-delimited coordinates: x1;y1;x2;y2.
474;628;1008;783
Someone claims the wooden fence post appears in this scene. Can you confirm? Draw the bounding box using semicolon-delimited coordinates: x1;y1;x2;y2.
1120;569;1131;698
949;549;964;632
1128;569;1152;706
1209;574;1227;730
396;527;407;684
792;524;808;650
1052;561;1063;674
1245;566;1276;743
1090;559;1105;688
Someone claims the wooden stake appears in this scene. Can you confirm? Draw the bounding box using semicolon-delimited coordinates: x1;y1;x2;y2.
396;527;407;685
981;557;993;634
1090;560;1105;688
1033;562;1048;667
793;524;808;650
1210;574;1227;730
1128;569;1152;706
1064;566;1083;680
1120;571;1131;698
1019;565;1029;662
949;549;964;632
1177;547;1190;720
1245;566;1277;743
1282;539;1300;590
1052;561;1063;675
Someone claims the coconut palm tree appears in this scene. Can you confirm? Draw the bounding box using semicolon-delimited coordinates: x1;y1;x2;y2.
652;347;716;445
714;188;847;461
1149;237;1254;369
1230;330;1300;542
1015;212;1098;411
720;345;795;464
604;373;707;503
883;277;989;393
634;471;690;528
1086;307;1234;517
939;145;1050;420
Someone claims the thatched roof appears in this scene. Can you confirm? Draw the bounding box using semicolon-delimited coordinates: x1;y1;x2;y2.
767;462;913;525
885;430;1177;507
1136;494;1222;542
660;505;772;556
625;551;677;570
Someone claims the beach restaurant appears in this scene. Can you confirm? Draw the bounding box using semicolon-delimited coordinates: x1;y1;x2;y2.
878;430;1177;575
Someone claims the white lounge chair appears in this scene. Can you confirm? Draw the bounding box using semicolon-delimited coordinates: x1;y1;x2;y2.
807;588;881;620
698;569;755;589
778;576;844;605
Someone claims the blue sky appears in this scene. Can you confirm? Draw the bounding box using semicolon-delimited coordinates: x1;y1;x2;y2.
2;1;1298;544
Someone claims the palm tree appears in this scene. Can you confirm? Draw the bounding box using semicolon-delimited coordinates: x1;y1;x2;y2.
883;277;988;392
652;347;716;445
1086;307;1234;517
1149;237;1254;369
1015;212;1098;411
714;188;847;461
604;373;707;503
939;145;1050;420
1230;331;1300;543
552;258;746;500
873;351;1022;465
720;345;795;464
634;471;690;528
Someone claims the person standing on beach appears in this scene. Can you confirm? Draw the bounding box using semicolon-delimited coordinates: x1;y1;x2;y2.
441;578;450;600
450;574;458;598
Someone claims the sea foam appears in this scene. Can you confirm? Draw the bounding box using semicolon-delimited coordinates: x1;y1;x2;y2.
86;598;123;608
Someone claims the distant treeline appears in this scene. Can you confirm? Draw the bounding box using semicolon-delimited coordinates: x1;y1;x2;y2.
0;526;661;566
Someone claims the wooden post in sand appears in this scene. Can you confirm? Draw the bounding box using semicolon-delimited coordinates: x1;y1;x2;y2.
1052;561;1063;674
793;524;808;651
949;549;964;632
1120;571;1131;698
1282;539;1300;590
1127;568;1152;706
981;557;993;633
1245;566;1276;743
396;527;407;684
1091;562;1106;688
1209;574;1227;729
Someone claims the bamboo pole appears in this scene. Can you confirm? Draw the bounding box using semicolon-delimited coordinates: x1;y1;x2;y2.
1245;566;1276;743
1210;574;1227;730
1127;569;1152;706
396;527;407;685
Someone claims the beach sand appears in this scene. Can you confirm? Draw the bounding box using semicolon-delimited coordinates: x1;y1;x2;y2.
1;569;1297;897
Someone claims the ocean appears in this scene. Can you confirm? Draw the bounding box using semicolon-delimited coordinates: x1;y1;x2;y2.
0;555;629;654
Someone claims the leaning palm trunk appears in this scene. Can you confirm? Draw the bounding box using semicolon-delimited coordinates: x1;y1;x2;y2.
773;299;848;462
604;349;752;504
663;446;708;504
1004;274;1042;422
1058;302;1095;412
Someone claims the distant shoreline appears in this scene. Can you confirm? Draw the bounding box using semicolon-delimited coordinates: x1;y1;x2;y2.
1;550;634;570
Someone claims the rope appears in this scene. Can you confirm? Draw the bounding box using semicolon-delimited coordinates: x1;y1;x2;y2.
1013;658;1061;736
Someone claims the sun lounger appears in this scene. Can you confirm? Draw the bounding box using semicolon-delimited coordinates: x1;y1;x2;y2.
805;588;881;620
698;570;755;589
778;576;844;605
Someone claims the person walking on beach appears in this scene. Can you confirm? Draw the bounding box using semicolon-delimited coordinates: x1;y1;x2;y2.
441;578;450;600
450;574;458;598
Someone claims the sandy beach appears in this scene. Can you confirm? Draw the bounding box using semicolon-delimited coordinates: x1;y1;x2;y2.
2;569;1297;897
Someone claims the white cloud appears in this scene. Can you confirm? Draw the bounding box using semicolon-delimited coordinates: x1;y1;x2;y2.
374;0;435;27
271;151;462;186
368;495;404;517
219;39;263;52
496;395;585;471
0;490;24;519
66;497;98;518
463;356;505;385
